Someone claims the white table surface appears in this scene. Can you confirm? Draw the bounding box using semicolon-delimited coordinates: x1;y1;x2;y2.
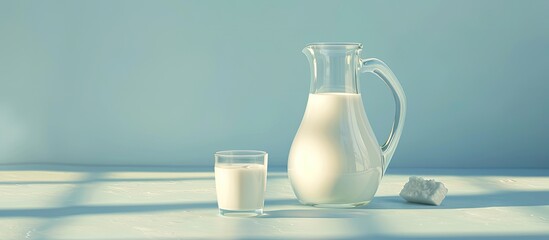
0;165;548;240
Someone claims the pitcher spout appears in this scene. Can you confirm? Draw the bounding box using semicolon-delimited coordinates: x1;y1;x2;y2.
301;43;362;94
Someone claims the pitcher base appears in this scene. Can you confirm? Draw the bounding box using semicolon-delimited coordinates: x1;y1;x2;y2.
308;200;371;208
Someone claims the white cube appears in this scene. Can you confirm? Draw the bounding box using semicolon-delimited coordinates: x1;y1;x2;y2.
399;176;448;206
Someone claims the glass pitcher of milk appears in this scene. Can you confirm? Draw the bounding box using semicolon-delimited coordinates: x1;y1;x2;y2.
288;43;407;208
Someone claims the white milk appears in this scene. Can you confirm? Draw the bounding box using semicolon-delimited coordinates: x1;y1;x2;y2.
288;93;383;205
215;164;266;211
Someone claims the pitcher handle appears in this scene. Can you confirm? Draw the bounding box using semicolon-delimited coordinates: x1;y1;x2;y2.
360;58;407;175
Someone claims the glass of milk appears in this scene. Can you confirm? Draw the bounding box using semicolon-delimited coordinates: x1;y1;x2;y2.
214;150;268;217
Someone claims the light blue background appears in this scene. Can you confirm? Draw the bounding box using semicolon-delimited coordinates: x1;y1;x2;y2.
1;0;548;168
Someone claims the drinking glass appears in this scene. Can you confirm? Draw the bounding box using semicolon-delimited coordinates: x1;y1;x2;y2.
214;150;268;217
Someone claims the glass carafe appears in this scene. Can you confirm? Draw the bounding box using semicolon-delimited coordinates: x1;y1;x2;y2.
288;43;406;207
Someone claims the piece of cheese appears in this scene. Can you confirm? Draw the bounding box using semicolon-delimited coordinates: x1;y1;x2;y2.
399;176;448;206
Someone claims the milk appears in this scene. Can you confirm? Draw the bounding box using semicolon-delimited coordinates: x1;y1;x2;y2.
288;93;383;205
215;164;266;211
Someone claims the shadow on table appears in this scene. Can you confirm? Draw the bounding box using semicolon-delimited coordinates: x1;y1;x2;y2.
0;199;300;218
0;203;213;218
260;209;364;218
344;234;549;240
0;164;203;172
260;190;549;218
385;168;549;177
0;173;289;185
0;164;289;173
79;233;549;240
364;190;549;209
3;190;546;218
0;177;216;185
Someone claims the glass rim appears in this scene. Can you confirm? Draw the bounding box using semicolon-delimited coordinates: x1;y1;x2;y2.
305;42;363;49
215;150;267;158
